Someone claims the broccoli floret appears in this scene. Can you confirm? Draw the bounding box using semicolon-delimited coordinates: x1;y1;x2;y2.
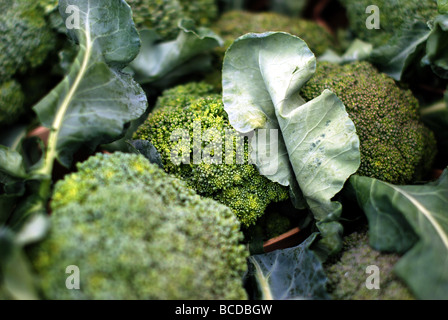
0;80;25;126
340;0;438;47
126;0;218;40
300;61;437;184
0;0;56;80
30;152;248;300
212;11;336;57
134;83;290;227
324;229;415;300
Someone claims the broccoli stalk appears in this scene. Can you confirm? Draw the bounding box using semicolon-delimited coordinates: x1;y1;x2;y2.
300;61;437;184
134;82;290;227
30;152;249;300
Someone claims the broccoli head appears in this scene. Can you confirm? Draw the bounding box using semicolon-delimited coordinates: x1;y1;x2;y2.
134;83;290;227
30;152;248;300
340;0;438;47
0;0;56;80
0;80;25;126
212;10;336;57
324;229;415;300
300;61;437;184
126;0;218;40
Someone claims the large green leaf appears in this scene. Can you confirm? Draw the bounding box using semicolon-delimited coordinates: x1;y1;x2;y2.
349;171;448;299
222;33;360;255
246;233;330;300
33;0;147;171
130;19;223;85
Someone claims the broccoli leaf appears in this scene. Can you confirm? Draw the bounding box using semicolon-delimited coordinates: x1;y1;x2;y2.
223;32;360;256
319;39;373;64
247;233;330;300
422;14;448;79
33;0;147;171
348;171;448;299
130;19;223;86
369;21;431;81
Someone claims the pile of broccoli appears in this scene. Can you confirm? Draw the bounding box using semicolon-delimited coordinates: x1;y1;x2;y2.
29;152;248;300
340;0;439;47
301;61;437;184
134;82;290;227
126;0;218;40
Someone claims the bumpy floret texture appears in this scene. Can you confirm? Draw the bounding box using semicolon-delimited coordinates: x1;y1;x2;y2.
324;230;415;300
31;152;248;300
126;0;218;40
301;62;437;184
0;0;56;80
340;0;438;47
212;10;336;57
134;83;289;227
0;80;25;125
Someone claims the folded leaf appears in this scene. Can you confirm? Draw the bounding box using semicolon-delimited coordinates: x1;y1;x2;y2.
349;171;448;299
33;0;147;171
223;33;360;255
130;19;223;85
247;233;330;300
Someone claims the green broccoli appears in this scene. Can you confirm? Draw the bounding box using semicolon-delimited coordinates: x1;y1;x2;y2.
126;0;218;40
134;83;290;227
212;10;336;57
300;61;437;185
0;80;25;126
29;152;248;300
0;0;56;80
324;229;415;300
340;0;439;47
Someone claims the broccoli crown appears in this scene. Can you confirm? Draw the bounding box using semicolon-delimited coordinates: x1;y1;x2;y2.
0;80;25;126
126;0;218;40
212;10;336;57
324;230;415;300
340;0;438;47
300;61;437;184
31;152;248;300
0;0;56;80
134;83;289;227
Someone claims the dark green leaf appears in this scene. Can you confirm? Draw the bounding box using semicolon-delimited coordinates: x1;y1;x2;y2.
369;21;431;81
128;140;163;168
348;172;448;299
247;233;330;300
130;19;223;85
423;15;448;79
